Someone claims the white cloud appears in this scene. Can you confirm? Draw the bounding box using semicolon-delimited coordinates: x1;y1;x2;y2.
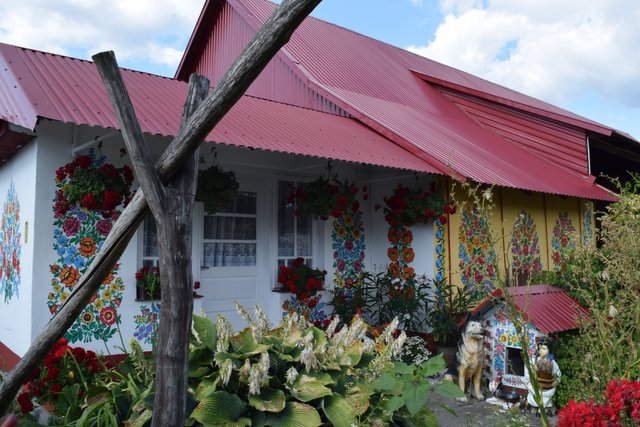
409;0;424;7
407;0;640;109
0;0;203;75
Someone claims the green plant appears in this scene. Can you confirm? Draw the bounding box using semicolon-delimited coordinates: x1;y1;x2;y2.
328;271;377;328
185;303;426;426
429;280;473;346
379;182;450;227
394;336;431;366
372;353;464;425
54;152;133;216
289;174;362;219
135;265;161;300
195;165;239;214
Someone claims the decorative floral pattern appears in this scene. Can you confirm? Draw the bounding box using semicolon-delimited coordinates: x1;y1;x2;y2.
387;226;416;282
551;212;576;271
434;218;446;282
282;295;327;327
332;212;365;288
583;207;593;245
0;181;21;302
48;151;126;343
134;304;160;344
458;207;497;298
510;210;542;286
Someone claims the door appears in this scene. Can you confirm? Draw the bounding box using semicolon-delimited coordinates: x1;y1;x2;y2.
197;181;264;329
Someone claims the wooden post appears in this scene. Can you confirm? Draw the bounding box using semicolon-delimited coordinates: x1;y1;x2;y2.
93;51;208;425
0;0;322;415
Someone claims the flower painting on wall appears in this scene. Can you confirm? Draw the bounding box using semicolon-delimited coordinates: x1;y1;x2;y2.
458;207;497;298
0;180;21;303
551;211;576;271
48;150;128;343
510;209;542;286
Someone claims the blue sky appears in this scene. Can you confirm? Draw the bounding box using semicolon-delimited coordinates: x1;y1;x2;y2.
1;0;638;140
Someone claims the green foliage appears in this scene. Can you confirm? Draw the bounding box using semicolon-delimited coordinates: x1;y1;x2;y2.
550;182;640;408
429;280;474;346
372;354;464;425
290;174;360;219
196;165;239;214
185;304;450;426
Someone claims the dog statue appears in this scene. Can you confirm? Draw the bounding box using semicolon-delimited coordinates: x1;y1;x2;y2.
444;315;486;402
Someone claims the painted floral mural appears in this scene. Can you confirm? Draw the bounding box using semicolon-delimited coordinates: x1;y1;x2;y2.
48;151;127;343
434;218;446;282
0;181;21;302
134;304;160;344
332;211;365;288
458;207;497;298
551;211;576;271
510;210;542;286
583;207;593;245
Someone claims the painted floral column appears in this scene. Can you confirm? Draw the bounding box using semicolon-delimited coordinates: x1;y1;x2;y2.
458;207;497;298
551;212;576;271
48;151;131;343
510;209;542;286
0;180;21;302
332;211;366;287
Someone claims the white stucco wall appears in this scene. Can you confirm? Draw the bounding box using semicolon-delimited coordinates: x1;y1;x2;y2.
9;120;440;356
0;140;37;357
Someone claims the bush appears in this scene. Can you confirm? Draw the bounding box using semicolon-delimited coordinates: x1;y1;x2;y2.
551;178;640;408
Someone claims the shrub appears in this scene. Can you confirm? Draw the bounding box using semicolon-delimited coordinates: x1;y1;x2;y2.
186;304;463;426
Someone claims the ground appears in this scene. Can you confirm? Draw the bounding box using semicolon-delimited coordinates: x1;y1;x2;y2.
428;391;559;427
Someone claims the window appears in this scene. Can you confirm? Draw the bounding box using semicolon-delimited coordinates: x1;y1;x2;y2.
138;215;160;300
277;180;313;269
506;346;525;376
202;191;257;267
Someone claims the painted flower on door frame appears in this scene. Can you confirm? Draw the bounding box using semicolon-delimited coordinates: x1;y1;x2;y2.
48;150;126;343
551;211;576;271
0;180;21;302
510;210;542;286
332;211;365;289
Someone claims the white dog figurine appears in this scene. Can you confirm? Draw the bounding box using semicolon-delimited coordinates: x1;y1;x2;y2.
444;316;486;402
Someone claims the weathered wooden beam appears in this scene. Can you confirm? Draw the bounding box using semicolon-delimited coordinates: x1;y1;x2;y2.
0;0;322;415
93;52;209;426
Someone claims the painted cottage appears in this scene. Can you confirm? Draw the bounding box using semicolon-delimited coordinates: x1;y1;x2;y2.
0;0;638;365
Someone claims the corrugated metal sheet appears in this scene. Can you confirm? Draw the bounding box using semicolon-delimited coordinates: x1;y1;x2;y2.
178;0;617;201
437;88;588;175
0;42;439;173
474;285;590;334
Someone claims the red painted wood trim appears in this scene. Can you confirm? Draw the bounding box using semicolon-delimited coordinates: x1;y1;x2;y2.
0;341;21;372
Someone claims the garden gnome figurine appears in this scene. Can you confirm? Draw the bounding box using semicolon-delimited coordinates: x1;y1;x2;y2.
523;338;561;412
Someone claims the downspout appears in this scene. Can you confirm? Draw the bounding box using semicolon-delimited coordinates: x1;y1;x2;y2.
586;134;592;175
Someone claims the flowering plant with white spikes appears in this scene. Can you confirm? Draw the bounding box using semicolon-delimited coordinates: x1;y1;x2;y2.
186;304;428;426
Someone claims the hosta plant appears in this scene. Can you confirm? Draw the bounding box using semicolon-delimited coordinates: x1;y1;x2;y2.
186;303;461;426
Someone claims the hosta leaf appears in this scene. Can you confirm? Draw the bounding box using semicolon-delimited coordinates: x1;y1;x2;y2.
195;378;219;401
322;393;356;427
248;388;286;413
192;314;217;351
345;386;371;416
265;402;322;427
434;381;466;398
190;391;246;426
304;371;335;385
340;341;363;366
230;329;271;355
403;382;430;416
291;375;333;402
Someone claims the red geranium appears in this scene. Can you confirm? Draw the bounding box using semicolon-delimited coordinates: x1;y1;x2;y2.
54;154;132;215
290;175;362;220
379;183;448;226
278;257;326;304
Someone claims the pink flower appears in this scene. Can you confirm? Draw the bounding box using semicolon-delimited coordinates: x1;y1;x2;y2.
62;217;81;236
96;219;113;236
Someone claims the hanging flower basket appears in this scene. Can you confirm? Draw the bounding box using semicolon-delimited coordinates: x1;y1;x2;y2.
54;155;133;216
379;182;453;227
289;175;365;220
196;165;239;214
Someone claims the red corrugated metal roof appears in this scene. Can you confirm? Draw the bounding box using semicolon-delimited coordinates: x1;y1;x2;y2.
178;0;618;201
473;285;590;334
0;43;440;173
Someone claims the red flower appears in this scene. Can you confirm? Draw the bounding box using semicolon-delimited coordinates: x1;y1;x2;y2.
332;207;343;218
50;383;63;394
439;214;448;225
292;257;304;268
76;155;92;169
99;307;117;326
102;190;121;210
80;193;95;209
17;392;33;413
